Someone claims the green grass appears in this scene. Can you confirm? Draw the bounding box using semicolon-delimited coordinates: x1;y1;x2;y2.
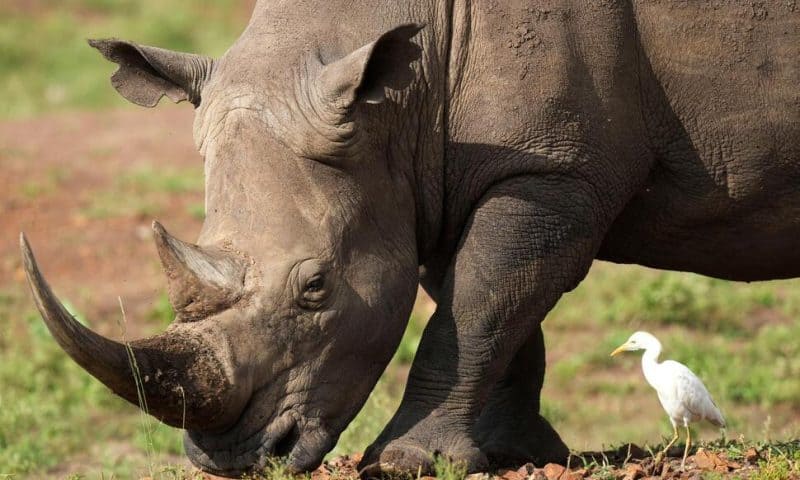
0;0;247;119
0;288;187;478
187;203;206;221
433;456;468;480
542;263;800;452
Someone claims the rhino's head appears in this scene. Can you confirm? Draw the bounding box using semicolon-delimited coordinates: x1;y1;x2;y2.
22;22;427;477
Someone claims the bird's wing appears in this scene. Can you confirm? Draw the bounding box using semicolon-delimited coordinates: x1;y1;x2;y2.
663;360;726;427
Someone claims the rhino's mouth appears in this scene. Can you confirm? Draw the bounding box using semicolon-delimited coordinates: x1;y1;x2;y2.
185;409;298;476
184;405;335;477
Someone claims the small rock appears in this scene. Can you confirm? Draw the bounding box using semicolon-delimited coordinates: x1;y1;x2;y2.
622;463;646;480
543;463;566;480
497;468;526;480
530;472;548;480
693;449;721;470
564;468;587;479
744;447;760;464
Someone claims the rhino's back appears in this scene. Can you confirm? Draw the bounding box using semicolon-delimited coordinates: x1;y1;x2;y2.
599;1;800;280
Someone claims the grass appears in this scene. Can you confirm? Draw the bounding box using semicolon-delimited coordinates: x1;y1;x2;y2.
0;288;189;479
541;264;800;450
0;0;248;119
433;457;468;480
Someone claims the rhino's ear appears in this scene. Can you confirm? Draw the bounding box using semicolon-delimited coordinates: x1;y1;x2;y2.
318;23;424;108
88;39;214;108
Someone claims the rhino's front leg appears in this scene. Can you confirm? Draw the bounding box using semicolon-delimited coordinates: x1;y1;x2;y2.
475;325;569;467
360;175;608;476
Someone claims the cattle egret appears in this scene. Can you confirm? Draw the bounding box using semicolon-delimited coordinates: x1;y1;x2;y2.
611;331;726;468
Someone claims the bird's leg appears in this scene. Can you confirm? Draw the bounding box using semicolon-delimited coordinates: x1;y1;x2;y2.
681;426;692;469
656;423;679;464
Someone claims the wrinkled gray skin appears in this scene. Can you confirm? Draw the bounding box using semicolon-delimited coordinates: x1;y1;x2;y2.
22;1;800;477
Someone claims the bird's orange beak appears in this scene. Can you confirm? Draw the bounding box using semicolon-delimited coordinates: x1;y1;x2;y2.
610;344;629;357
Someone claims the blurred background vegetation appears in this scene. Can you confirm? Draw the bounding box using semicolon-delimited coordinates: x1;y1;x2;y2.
0;1;798;478
0;0;248;118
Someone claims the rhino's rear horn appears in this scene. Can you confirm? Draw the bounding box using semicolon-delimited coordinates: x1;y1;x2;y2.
152;221;245;320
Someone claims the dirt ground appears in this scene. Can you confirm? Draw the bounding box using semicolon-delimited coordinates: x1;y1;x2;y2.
0;106;202;336
307;445;785;480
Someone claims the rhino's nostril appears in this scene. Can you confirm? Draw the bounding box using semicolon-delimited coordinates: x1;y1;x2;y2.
273;422;301;457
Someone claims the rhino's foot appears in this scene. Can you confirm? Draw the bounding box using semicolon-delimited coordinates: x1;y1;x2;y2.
472;325;570;468
359;422;486;478
475;411;569;468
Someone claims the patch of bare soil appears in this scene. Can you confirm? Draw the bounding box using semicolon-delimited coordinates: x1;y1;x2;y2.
189;445;796;479
0;106;202;337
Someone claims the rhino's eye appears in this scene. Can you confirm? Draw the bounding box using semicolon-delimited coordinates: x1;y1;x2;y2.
300;273;329;309
305;275;324;293
295;260;330;309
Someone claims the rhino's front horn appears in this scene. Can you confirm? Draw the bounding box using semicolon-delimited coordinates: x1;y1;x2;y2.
20;233;239;431
152;221;245;321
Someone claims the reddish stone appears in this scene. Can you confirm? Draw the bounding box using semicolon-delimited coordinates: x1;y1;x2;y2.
622;462;646;480
543;463;567;480
744;447;760;464
562;468;587;479
530;471;548;480
693;449;721;470
497;468;526;480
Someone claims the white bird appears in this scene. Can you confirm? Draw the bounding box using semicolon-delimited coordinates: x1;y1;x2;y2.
611;331;726;468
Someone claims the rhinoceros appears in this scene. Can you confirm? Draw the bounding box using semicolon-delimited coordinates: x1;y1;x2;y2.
20;0;799;477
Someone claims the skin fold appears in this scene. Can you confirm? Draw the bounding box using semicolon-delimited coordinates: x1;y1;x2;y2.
22;1;799;477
